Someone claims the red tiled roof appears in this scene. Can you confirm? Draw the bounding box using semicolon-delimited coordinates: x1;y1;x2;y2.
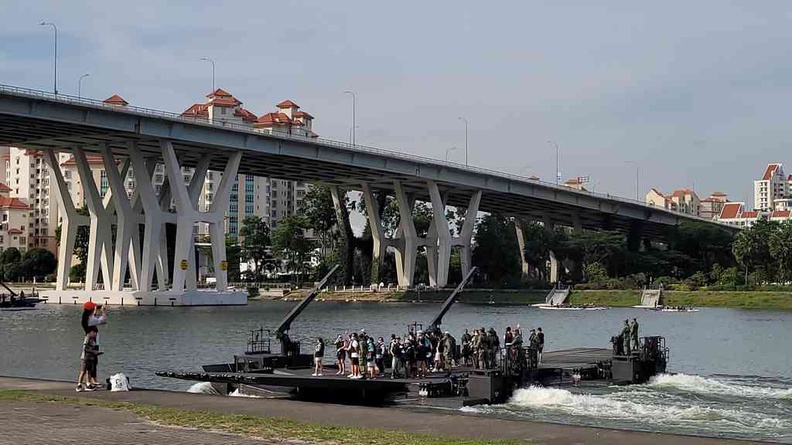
0;183;11;192
60;155;105;166
103;94;128;106
771;210;791;218
719;202;742;219
182;103;209;118
234;107;258;122
276;100;299;109
207;88;232;98
254;112;293;126
0;196;30;210
7;228;23;235
742;210;759;218
293;110;313;119
762;163;782;180
208;96;240;107
712;191;727;196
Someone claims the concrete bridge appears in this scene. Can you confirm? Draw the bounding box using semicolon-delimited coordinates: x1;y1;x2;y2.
0;84;734;305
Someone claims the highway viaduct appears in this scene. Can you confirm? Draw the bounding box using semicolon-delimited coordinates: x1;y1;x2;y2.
0;84;736;305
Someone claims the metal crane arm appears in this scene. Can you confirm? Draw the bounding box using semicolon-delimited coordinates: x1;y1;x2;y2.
275;264;339;337
427;266;478;332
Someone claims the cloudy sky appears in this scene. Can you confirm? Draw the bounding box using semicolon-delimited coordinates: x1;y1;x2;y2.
2;1;791;205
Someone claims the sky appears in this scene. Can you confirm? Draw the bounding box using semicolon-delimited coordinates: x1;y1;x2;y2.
2;1;792;206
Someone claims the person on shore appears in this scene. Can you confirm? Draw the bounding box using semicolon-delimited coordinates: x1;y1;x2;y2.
347;333;361;379
312;337;325;377
76;327;102;392
621;320;632;355
334;334;346;375
537;327;545;364
80;302;107;389
630;318;639;351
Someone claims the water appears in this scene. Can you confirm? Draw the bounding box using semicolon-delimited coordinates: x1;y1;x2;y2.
1;301;790;442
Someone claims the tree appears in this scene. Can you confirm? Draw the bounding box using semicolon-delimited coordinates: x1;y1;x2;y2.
769;221;792;283
239;216;271;281
225;236;242;283
302;186;338;258
733;219;776;284
272;215;316;286
19;248;57;281
472;214;520;285
0;247;21;266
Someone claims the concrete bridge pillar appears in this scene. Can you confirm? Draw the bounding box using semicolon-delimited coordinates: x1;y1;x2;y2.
544;217;560;284
161;140;239;292
426;180;481;288
514;218;530;282
100;145;142;291
73;146;115;291
393;181;417;287
44;150;89;291
360;182;391;285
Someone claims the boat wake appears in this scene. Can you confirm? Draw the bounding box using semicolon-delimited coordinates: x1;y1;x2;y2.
463;374;791;443
187;381;222;395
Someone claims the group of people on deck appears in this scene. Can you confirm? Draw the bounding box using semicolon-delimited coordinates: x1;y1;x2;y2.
311;324;547;380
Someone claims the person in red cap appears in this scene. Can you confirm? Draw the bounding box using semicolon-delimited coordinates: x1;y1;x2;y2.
78;301;107;391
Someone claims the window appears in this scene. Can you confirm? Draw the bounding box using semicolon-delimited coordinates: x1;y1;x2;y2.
100;171;109;197
245;194;253;203
272;210;277;218
245;204;253;214
221;108;227;115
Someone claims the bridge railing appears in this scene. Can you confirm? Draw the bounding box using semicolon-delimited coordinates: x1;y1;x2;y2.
0;83;730;226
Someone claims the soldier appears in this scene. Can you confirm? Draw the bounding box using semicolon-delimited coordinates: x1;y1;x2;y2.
630;318;640;351
443;332;455;370
621;320;631;355
488;328;500;369
461;329;472;366
528;328;539;369
476;327;488;369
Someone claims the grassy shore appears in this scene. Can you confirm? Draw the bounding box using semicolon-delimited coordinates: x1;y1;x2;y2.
279;289;548;305
0;390;521;445
570;290;792;310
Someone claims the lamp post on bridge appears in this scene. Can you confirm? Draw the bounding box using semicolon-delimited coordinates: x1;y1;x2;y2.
626;161;640;201
445;146;457;162
200;57;216;92
343;91;356;147
77;73;89;99
39;21;58;95
547;140;560;185
348;125;359;146
458;117;469;166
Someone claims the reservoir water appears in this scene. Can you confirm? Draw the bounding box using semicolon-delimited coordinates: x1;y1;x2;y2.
1;301;790;442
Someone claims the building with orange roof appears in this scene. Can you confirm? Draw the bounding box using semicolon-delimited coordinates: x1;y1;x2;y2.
644;187;702;216
754;163;790;212
0;180;33;252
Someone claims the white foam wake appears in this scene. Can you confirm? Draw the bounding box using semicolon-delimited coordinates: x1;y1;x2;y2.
187;382;221;395
229;388;261;398
649;373;792;400
501;386;788;431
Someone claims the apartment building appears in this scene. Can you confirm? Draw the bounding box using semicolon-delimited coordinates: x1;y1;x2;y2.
181;89;317;235
645;188;702;216
753;163;792;212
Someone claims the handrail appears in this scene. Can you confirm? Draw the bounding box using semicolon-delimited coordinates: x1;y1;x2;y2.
0;83;733;227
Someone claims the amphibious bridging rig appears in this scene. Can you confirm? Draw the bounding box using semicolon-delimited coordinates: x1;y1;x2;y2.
158;265;670;407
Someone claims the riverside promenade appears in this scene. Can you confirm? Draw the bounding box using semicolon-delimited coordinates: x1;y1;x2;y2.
0;376;762;445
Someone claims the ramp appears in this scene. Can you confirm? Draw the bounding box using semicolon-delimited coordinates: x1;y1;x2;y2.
545;285;570;306
640;286;664;308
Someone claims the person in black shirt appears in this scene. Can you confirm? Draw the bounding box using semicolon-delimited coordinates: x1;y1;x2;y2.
537;327;545;364
312;337;325;377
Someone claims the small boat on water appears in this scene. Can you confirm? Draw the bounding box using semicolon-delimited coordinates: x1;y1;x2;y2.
0;280;44;310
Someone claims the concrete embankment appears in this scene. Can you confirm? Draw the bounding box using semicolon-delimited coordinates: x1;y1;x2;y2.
268;289;548;304
571;290;792;310
0;376;761;445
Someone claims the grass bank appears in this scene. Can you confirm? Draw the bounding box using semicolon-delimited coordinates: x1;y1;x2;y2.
0;390;521;445
278;289;548;304
570;290;792;310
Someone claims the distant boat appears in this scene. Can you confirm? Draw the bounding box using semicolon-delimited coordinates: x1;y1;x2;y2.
0;294;44;310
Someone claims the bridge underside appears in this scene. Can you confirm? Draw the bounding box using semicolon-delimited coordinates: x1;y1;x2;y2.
0;111;703;238
0;89;738;295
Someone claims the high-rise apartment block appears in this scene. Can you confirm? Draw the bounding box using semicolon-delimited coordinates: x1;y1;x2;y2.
753;163;791;212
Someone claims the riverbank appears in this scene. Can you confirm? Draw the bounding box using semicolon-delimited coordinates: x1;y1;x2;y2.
0;377;759;445
276;289;548;304
570;290;792;310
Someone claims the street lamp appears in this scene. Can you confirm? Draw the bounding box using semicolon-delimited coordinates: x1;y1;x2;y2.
547;140;560;184
200;57;216;92
348;125;359;146
77;73;89;99
343;91;356;146
39;21;58;95
445;146;457;162
458;117;468;166
626;161;639;201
